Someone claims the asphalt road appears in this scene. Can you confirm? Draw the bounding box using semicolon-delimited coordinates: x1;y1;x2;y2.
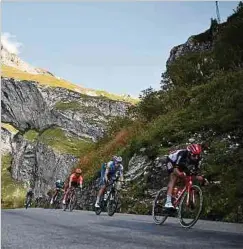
2;208;243;249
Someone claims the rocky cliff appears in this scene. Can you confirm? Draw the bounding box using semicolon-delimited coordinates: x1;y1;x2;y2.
1;70;131;201
2;77;129;141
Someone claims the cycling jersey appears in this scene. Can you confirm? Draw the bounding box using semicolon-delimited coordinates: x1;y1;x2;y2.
69;173;83;185
55;181;64;189
167;149;200;173
26;190;34;198
105;161;123;178
100;161;123;186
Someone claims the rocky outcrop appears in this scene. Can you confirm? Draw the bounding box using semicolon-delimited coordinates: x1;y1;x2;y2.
1;127;13;154
1;76;130;198
1;78;53;131
166;36;213;66
10;133;79;196
1;77;130;141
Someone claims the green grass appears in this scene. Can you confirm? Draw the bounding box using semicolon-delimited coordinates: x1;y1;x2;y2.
39;127;94;157
1;123;19;134
2;64;138;104
2;64;85;92
1;153;26;209
23;130;39;142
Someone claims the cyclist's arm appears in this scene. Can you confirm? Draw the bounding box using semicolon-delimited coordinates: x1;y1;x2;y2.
79;176;83;188
119;165;124;182
104;167;109;183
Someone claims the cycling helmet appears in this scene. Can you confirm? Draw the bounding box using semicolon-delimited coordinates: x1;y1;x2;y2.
56;179;61;184
187;144;202;155
75;168;82;174
28;188;33;192
113;156;122;163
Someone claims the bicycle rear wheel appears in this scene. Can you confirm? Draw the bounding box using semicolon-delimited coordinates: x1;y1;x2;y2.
152;187;169;225
54;192;63;209
178;185;203;228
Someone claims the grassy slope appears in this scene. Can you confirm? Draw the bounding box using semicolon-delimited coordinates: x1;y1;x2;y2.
38;127;94;157
1;64;138;104
1;153;26;208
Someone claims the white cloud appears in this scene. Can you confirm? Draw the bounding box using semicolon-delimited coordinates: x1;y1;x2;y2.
1;32;22;55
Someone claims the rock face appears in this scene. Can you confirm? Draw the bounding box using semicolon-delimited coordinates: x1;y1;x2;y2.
1;77;130;142
1;76;130;197
166;36;213;66
9;132;79;196
1;127;13;154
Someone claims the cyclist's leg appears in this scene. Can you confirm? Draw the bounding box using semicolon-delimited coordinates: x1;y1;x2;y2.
62;184;70;204
50;189;58;204
95;178;106;208
165;168;178;208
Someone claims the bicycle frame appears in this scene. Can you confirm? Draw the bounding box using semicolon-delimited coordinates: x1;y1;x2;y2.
172;175;195;208
69;186;80;199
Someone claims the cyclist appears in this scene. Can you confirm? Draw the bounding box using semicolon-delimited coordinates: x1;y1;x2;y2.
95;155;124;208
62;168;83;205
164;143;208;209
50;179;64;205
25;188;34;207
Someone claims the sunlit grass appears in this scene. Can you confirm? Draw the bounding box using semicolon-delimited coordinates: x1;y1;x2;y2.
1;153;26;209
1;123;19;134
1;64;139;104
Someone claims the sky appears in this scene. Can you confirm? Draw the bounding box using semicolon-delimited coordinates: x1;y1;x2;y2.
1;1;240;97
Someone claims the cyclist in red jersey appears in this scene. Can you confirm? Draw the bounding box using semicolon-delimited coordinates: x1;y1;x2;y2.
62;168;83;205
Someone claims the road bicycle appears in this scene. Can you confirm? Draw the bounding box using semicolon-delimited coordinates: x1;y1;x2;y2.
25;196;32;209
63;186;82;212
152;167;206;228
50;189;64;209
95;178;121;216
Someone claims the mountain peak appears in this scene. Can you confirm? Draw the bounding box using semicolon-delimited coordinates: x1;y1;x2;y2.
1;44;53;76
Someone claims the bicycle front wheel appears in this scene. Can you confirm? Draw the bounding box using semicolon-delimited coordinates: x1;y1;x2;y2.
178;185;203;228
152;187;169;225
107;190;119;216
69;193;77;212
25;197;30;209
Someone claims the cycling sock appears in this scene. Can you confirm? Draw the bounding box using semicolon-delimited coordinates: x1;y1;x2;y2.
96;196;100;203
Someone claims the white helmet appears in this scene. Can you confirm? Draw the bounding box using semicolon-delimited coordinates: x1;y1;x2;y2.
113;156;122;163
56;180;61;184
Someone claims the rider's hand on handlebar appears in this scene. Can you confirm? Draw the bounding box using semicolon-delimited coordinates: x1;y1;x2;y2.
180;171;186;177
203;178;209;186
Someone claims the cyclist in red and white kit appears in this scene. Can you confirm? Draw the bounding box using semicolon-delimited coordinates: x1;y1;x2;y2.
164;144;208;209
